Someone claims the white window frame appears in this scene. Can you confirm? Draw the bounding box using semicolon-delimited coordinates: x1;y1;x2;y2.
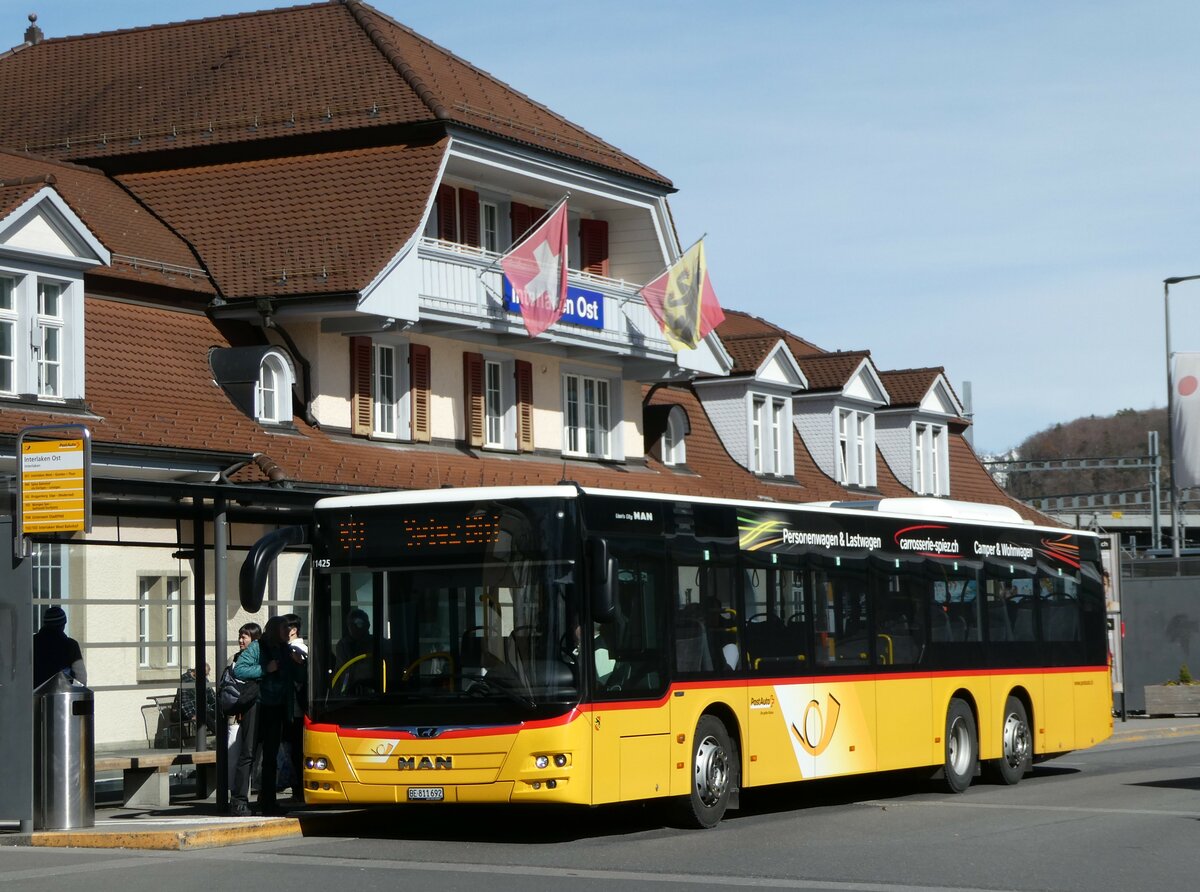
481;200;500;253
371;340;411;441
0;263;84;402
255;349;294;424
771;399;784;475
32;541;67;630
136;574;187;670
36;280;64;398
836;408;875;487
914;423;927;493
562;370;615;459
749;392;793;477
662;408;687;467
913;421;948;496
0;275;17;395
485;359;504;447
751;396;765;473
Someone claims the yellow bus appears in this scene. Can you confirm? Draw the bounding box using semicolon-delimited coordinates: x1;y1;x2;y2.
241;485;1112;828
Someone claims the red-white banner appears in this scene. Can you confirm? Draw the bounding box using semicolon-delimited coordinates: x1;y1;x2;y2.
1172;352;1200;489
500;201;569;338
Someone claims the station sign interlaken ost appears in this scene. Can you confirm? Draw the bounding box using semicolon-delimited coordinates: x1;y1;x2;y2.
20;438;87;534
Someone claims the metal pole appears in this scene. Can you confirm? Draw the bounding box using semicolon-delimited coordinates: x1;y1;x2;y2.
1166;281;1180;558
1149;430;1161;552
213;497;228;809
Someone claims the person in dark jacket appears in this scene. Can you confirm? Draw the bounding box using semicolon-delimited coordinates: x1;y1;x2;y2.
33;606;86;687
253;615;300;816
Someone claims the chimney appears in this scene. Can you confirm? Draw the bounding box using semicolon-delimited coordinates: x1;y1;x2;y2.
24;12;43;45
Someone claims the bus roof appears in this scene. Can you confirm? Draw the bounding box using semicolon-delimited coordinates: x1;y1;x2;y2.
312;485;1079;536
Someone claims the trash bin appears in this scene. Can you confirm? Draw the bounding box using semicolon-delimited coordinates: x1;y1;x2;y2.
33;672;94;830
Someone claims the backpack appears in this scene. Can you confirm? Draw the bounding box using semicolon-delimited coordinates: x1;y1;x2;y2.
217;664;259;716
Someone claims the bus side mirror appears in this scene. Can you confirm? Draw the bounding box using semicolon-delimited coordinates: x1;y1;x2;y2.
589;538;617;623
239;525;309;612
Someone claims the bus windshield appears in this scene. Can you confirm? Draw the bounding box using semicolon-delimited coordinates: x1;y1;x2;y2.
310;497;581;725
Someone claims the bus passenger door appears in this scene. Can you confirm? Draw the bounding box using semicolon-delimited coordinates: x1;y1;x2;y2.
589;554;672;804
744;560;814;784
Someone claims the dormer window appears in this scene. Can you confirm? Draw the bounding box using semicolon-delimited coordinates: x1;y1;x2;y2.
255;350;294;424
837;408;875;487
0;270;83;402
1;186;105;404
662;406;688;466
750;393;793;477
913;422;948;495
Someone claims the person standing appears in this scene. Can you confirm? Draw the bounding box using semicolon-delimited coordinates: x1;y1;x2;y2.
282;613;307;803
33;606;86;687
254;616;297;816
227;622;262;816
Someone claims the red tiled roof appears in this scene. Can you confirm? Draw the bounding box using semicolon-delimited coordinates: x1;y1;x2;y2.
716;310;824;358
0;150;214;296
118;140;447;299
0;179;44;218
0;2;669;188
795;351;872;392
720;335;783;376
879;367;941;408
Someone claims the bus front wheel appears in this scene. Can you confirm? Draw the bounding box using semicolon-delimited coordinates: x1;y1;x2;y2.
942;698;977;793
675;716;735;829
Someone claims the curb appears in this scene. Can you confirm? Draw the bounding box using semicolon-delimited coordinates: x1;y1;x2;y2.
1107;725;1200;745
10;818;302;851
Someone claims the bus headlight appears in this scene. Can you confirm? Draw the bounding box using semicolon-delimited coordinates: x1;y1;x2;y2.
553;754;567;768
534;755;549;769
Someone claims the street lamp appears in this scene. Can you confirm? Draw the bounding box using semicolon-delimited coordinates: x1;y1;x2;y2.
1163;275;1200;557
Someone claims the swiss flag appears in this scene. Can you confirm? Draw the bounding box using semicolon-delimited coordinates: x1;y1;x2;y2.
500;201;569;338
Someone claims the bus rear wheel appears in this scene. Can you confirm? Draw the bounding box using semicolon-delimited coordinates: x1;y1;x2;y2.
942;698;977;793
988;695;1032;785
675;716;735;829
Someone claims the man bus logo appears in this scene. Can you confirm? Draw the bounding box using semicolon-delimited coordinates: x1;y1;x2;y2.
398;756;453;770
790;693;842;756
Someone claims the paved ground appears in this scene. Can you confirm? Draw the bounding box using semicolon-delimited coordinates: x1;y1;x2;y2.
2;714;1196;850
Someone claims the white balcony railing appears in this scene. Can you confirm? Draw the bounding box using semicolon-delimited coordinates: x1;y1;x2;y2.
416;238;673;359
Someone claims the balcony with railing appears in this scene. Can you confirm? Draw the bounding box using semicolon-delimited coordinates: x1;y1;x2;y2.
416;238;674;362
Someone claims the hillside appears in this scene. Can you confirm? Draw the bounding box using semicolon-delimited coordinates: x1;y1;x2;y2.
1000;408;1167;500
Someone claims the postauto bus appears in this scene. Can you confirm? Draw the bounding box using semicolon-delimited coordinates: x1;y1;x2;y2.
239;485;1112;828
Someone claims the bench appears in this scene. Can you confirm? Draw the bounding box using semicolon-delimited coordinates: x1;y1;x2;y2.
95;750;219;808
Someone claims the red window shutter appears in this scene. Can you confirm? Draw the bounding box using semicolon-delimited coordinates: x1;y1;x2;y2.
579;219;609;277
349;336;373;437
463;351;485;448
515;360;534;452
458;188;480;247
509;202;532;244
436;184;457;242
410;343;431;443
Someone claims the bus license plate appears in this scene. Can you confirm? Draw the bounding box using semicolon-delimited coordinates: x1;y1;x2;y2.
407;787;444;802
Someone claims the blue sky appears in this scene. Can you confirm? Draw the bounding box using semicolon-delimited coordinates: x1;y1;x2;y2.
12;0;1200;453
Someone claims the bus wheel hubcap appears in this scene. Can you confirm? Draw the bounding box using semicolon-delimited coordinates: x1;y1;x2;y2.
694;735;728;807
948;718;970;775
1003;713;1030;768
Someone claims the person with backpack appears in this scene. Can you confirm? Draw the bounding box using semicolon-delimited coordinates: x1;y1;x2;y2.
227;621;263;816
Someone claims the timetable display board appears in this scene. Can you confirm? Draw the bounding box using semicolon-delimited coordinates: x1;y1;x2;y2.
15;425;92;551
